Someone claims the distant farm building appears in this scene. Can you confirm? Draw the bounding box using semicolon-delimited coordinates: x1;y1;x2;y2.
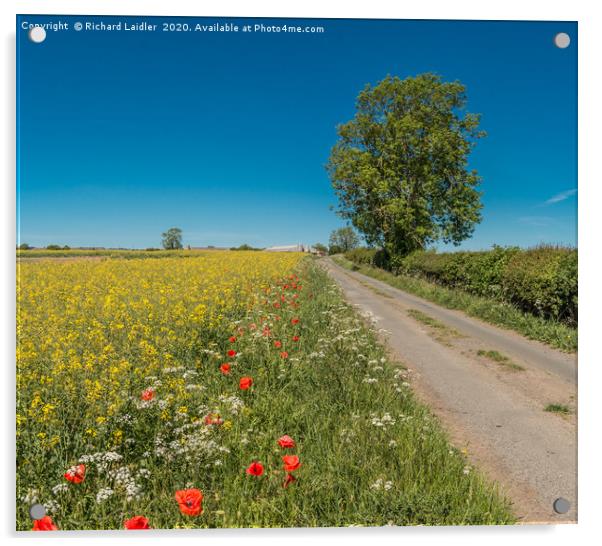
265;244;307;252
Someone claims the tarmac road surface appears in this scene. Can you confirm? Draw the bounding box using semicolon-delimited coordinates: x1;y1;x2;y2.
324;258;577;523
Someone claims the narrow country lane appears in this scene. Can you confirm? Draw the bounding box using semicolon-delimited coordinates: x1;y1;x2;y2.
323;258;577;523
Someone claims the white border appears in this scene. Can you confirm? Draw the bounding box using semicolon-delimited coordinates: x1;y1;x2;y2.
2;1;601;545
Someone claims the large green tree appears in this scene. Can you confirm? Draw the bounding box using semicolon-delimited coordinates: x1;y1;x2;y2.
327;73;484;257
161;227;183;250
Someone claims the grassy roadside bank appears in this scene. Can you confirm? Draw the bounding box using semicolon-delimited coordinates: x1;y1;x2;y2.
332;256;577;353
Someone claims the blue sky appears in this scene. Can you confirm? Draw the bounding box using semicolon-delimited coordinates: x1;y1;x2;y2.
17;16;577;250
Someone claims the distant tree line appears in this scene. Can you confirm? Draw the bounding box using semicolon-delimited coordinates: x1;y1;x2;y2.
17;243;70;250
230;244;263;251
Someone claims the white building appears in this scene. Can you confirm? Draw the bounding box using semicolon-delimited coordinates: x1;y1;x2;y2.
265;244;306;252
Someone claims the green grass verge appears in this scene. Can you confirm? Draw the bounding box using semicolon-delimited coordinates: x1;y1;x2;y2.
407;309;463;343
407;308;458;333
333;256;577;353
476;350;525;372
544;404;572;415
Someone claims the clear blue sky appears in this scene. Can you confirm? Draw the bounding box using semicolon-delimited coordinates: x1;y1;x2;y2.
17;16;577;250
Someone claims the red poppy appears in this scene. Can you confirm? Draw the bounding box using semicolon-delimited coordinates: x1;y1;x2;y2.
274;340;282;348
229;336;237;343
291;318;300;325
204;413;224;426
278;435;296;448
245;461;264;476
283;472;296;488
274;302;281;309
282;455;301;472
32;516;58;531
220;363;231;375
227;349;237;357
141;388;154;401
262;326;271;337
239;376;253;390
64;463;86;484
124;516;151;529
175;488;203;516
280;351;289;359
292;335;300;342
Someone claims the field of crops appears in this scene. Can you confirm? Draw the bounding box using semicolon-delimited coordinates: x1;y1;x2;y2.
16;251;512;530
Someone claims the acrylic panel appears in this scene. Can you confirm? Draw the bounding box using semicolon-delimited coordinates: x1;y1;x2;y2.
16;15;577;531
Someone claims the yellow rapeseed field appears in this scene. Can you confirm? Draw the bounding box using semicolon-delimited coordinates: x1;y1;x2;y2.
17;251;305;527
17;251;302;441
16;250;512;530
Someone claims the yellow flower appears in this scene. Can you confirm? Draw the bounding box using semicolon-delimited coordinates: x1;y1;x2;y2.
16;250;304;497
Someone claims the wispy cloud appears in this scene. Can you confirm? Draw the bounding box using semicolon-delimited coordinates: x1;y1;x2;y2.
517;216;554;227
542;188;577;206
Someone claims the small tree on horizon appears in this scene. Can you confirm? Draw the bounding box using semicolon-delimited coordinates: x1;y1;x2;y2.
329;227;360;255
161;227;183;250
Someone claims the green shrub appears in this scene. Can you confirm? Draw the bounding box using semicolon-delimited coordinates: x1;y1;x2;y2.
502;246;577;324
399;246;520;300
344;247;377;266
344;244;577;325
373;248;391;270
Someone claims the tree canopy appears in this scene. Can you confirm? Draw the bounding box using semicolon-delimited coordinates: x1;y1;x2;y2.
328;227;360;254
161;227;183;250
327;73;484;257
